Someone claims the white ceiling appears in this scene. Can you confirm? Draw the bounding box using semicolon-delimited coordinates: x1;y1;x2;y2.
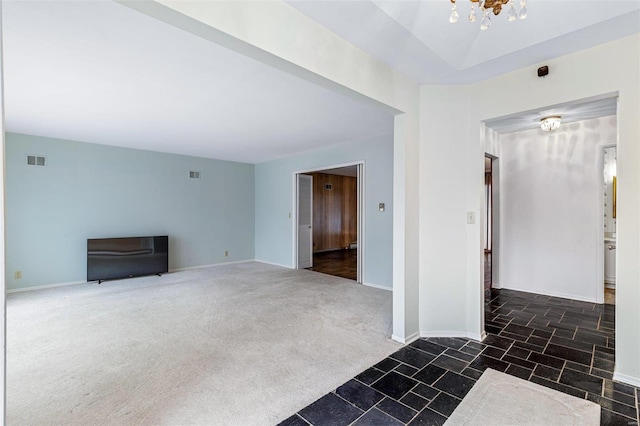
286;0;640;84
4;1;638;164
3;1;393;164
485;96;617;133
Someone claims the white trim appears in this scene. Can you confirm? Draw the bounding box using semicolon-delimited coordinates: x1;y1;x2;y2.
357;162;366;285
170;259;253;272
498;285;599;304
596;141;618;305
613;371;640;388
392;331;419;345
254;259;293;269
363;282;392;292
292;171;298;269
6;280;86;294
294;173;314;269
420;331;484;342
292;160;367;177
7;260;257;293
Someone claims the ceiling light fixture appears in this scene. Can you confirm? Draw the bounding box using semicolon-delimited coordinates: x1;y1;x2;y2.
540;116;562;132
449;0;527;30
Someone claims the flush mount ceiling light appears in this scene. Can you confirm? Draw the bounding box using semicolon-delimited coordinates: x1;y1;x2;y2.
540;116;562;132
449;0;527;30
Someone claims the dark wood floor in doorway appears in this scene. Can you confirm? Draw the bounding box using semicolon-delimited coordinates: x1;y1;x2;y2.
307;249;357;281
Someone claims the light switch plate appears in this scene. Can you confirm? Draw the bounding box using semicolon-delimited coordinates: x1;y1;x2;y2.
467;212;475;224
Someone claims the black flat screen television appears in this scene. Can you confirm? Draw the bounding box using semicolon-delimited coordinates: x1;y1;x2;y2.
87;236;168;283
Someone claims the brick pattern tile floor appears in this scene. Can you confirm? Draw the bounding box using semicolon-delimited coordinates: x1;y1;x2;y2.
279;289;639;426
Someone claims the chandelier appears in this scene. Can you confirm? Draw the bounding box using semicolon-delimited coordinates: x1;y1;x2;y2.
540;116;561;132
449;0;528;30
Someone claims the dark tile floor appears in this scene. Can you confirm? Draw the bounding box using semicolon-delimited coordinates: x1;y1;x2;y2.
280;289;640;426
307;249;357;281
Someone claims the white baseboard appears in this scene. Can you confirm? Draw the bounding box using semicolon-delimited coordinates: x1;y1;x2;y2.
7;280;86;294
499;285;598;304
254;260;293;269
392;331;420;345
362;282;392;292
613;371;640;388
8;260;256;293
420;330;484;342
170;259;253;272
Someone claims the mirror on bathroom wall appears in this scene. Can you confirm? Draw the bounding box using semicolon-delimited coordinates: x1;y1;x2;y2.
604;146;617;238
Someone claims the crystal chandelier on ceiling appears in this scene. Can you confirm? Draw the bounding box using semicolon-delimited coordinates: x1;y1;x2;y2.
449;0;527;30
540;116;561;132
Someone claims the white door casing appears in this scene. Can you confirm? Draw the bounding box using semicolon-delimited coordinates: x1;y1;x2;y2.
297;174;313;269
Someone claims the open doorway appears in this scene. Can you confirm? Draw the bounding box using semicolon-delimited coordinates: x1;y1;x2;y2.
602;145;617;305
295;163;363;283
481;94;618;322
484;155;493;297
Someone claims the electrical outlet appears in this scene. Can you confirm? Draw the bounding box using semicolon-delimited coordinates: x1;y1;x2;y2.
14;271;22;280
224;250;228;257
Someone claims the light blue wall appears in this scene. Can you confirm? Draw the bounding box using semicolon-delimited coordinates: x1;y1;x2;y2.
6;133;255;290
255;134;394;289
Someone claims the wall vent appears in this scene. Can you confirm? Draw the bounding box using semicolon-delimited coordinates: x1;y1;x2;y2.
27;155;46;167
324;183;333;190
189;171;201;179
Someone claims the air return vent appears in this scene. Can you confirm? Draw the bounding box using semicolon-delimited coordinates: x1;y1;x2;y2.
189;171;201;179
27;155;46;167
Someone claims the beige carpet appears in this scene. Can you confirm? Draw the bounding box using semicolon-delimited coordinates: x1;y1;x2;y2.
7;262;400;425
445;369;601;426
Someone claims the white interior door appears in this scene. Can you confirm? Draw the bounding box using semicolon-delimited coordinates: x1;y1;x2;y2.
297;174;313;269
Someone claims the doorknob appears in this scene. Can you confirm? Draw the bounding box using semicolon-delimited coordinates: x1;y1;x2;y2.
308;226;312;229
608;245;616;250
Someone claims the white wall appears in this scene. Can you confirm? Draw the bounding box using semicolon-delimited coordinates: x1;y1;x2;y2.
499;116;617;302
123;0;421;343
255;134;393;289
420;34;640;386
5;133;255;290
485;126;501;288
420;85;480;338
0;7;6;418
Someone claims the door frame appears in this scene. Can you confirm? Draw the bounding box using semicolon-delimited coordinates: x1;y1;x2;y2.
484;154;496;291
292;160;365;283
596;141;618;304
297;173;314;269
